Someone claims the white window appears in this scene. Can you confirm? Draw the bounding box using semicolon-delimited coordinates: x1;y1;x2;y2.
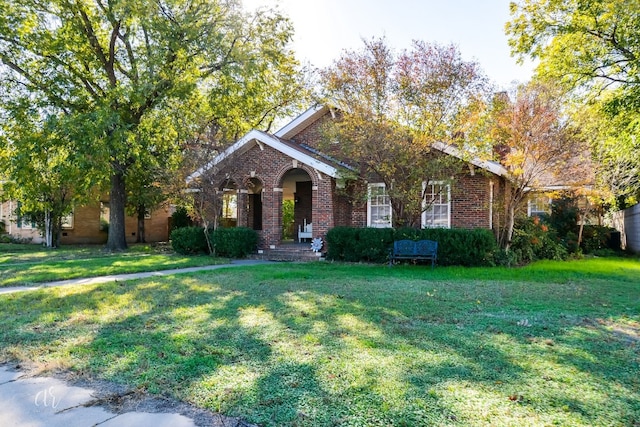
61;211;74;229
528;195;551;217
17;202;33;229
422;182;451;228
367;183;392;228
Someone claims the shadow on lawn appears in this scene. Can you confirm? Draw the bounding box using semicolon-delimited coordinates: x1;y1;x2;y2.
0;267;638;426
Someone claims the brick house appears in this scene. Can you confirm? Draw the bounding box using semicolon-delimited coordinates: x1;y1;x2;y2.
0;199;172;245
189;105;510;251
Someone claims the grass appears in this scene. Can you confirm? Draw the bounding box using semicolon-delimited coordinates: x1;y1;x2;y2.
0;257;639;426
0;243;224;286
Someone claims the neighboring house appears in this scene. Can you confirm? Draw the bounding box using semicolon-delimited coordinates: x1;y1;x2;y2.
188;105;512;250
0;200;172;244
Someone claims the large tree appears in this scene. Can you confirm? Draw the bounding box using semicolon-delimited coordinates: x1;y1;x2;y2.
506;0;640;205
482;82;588;249
0;105;102;247
0;0;300;250
320;38;489;228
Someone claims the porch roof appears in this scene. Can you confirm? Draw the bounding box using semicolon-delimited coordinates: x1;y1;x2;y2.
187;129;341;182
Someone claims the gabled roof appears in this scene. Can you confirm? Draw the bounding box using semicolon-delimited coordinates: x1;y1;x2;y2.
187;129;339;183
188;104;510;183
274;104;329;140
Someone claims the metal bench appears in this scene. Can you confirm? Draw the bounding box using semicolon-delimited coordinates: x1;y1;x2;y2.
389;239;438;268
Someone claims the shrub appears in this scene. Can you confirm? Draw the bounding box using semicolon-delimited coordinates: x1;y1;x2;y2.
170;227;209;255
510;217;567;264
326;226;498;266
210;227;258;258
326;227;360;261
581;225;618;254
170;206;192;231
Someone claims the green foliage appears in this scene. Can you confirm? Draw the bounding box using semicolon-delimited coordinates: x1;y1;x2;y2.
0;0;304;251
547;196;621;254
326;227;497;266
170;226;258;257
210;227;258;258
510;217;567;265
507;0;640;204
170;227;209;255
581;225;619;254
282;200;295;240
170;207;193;231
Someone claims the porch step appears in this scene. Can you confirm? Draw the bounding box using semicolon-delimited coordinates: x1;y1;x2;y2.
250;243;324;262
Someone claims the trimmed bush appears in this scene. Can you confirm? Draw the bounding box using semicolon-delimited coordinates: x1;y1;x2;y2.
510;217;567;264
170;227;209;255
581;225;619;253
326;227;360;262
210;227;258;258
326;226;498;266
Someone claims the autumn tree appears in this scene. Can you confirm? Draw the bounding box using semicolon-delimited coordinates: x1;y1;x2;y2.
320;38;489;228
506;0;640;206
484;82;588;249
0;0;301;251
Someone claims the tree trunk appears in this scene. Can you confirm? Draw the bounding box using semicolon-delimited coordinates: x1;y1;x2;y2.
54;216;62;248
503;201;516;251
106;170;128;251
44;210;53;248
136;204;146;243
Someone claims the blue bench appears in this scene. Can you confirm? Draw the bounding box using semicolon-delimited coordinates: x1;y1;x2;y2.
389;239;438;268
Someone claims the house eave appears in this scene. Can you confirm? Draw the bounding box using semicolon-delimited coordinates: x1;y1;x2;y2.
432;141;509;178
274;104;329;140
187;129;339;183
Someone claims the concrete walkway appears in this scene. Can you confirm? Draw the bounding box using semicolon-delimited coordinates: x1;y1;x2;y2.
0;260;271;426
0;259;271;295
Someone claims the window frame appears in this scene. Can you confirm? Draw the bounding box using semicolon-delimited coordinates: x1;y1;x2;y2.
61;210;74;230
421;181;451;229
367;183;392;228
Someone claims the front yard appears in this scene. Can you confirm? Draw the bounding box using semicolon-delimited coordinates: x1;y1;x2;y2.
0;243;223;286
0;254;638;426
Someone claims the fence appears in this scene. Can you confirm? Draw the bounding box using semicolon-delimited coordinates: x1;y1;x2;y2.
611;203;640;253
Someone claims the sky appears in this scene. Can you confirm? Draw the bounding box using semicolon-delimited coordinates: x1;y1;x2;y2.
242;0;536;90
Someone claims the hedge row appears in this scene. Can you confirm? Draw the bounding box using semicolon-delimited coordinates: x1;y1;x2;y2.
326;227;498;266
170;226;258;257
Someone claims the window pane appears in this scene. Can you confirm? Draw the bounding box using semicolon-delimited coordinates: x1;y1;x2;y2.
368;184;392;228
423;183;450;228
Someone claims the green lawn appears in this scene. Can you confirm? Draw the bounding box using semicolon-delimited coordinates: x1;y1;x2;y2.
0;243;224;286
0;257;638;426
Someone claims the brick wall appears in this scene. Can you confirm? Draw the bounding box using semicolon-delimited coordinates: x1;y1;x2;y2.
451;173;493;229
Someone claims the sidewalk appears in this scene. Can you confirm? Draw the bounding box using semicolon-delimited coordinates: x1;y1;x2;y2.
0;259;271;295
0;365;255;427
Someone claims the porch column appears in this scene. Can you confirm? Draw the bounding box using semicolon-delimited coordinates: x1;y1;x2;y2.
312;175;335;241
237;189;249;227
263;187;283;247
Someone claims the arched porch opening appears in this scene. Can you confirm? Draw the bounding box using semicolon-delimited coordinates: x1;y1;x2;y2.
281;168;313;242
219;179;238;228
